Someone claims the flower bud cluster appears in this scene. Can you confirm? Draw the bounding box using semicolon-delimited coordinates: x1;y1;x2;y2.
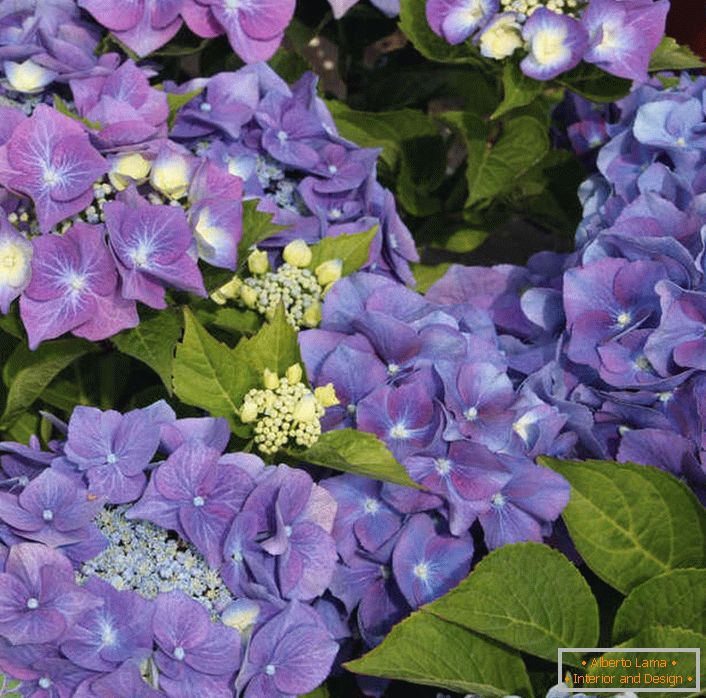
212;239;344;329
79;507;233;616
500;0;580;17
240;365;339;455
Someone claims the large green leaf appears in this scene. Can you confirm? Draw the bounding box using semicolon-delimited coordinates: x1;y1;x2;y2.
324;100;438;171
398;0;485;65
172;308;254;424
613;569;706;643
0;339;97;428
166;88;204;128
239;304;301;377
298;686;329;698
412;262;452;293
292;428;419;488
112;310;182;392
345;611;533;696
542;458;706;594
308;228;377;277
427;542;599;663
649;37;705;72
443;112;549;208
492;62;544;119
0;673;21;697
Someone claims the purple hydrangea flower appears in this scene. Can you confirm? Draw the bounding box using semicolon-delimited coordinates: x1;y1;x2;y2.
62;406;161;504
0;543;101;645
426;0;499;45
0;468;103;547
357;378;441;462
392;513;473;608
240;464;338;601
321;474;403;559
645;281;706;374
195;0;296;63
153;590;241;698
0;217;32;314
581;0;669;82
19;222;138;349
104;196;207;309
520;9;588;81
236;601;338;698
406;441;512;536
0;105;106;232
78;0;184;57
61;576;154;671
127;441;254;567
478;458;570;550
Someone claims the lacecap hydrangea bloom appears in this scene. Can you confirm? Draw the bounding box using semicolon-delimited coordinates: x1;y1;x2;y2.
426;0;670;82
0;397;505;696
0;54;415;348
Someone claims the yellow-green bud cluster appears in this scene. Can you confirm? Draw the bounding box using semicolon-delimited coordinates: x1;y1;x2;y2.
500;0;580;17
240;365;339;455
211;240;345;330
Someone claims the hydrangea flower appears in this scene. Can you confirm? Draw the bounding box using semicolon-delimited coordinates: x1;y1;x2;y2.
0;105;106;232
0;543;101;645
236;602;338;698
0;468;103;547
19;222;138;349
0;217;32;314
520;9;588;81
127;440;253;567
62;405;161;504
425;0;499;45
153;590;241;698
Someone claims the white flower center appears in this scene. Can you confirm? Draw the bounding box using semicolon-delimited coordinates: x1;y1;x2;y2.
435;458;452;475
192;496;205;507
464;406;479;421
363;498;380;514
389;423;410;439
413;562;429;580
616;311;631;328
42;509;53;522
491;493;506;508
27;597;39;609
174;646;186;661
265;664;276;676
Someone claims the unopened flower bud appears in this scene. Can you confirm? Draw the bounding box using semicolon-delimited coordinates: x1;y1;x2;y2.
240;285;258;309
263;368;279;390
315;383;339;408
315;259;342;286
286;364;303;384
283;239;312;268
109;153;152;191
240;400;258;423
292;395;317;424
212;277;242;306
302;301;322;328
247;249;269;275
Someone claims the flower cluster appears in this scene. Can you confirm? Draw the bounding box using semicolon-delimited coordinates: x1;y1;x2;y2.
426;0;669;82
171;65;418;285
0;395;503;696
240;364;339;454
0;54;414;347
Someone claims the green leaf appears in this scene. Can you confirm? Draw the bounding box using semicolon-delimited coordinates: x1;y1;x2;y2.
398;0;485;65
298;686;329;698
153;37;210;57
492;62;544;119
324;100;438;172
292;428;420;488
111;310;182;392
268;48;311;83
308;228;378;277
212;307;262;336
53;95;101;130
426;542;599;663
172;308;255;424
433;228;488;254
397;136;446;216
238;304;301;377
0;339;97;428
649;37;705;72
542;458;706;594
556;64;631;103
412;262;452;293
238;200;289;264
613;569;706;643
345;611;533;697
449;112;549;208
166;88;204;128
